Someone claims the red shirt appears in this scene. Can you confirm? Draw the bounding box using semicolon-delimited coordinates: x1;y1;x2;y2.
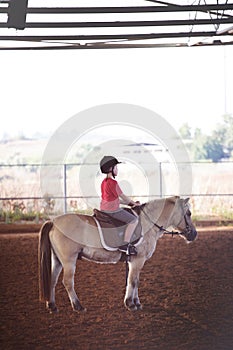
100;178;123;211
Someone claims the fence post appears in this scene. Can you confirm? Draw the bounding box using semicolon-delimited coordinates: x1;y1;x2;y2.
159;162;162;198
63;164;67;213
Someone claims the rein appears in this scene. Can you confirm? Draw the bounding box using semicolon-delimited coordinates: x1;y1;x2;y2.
140;207;180;236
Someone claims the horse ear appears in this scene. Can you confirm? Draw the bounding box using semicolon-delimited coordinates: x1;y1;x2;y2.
184;197;190;204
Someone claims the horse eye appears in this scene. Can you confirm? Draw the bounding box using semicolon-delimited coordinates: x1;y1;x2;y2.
187;209;191;216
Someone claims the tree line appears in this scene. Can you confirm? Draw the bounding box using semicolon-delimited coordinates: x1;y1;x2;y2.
179;114;233;162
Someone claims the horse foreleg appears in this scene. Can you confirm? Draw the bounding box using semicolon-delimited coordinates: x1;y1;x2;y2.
133;284;142;310
46;250;62;313
62;260;86;312
124;257;145;311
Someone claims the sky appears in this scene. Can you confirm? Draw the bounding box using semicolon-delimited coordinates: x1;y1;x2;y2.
0;44;233;140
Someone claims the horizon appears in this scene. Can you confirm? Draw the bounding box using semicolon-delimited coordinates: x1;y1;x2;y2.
0;110;231;143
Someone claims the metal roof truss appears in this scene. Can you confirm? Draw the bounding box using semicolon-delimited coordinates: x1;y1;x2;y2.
0;0;232;49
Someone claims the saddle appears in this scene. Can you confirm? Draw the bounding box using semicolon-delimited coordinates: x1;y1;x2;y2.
93;208;142;248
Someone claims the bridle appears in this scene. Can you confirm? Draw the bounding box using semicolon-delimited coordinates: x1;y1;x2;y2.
140;205;191;237
176;208;193;236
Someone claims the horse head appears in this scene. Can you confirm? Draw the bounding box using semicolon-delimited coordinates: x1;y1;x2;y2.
173;197;197;242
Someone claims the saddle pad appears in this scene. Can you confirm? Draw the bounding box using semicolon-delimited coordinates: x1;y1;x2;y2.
93;209;142;248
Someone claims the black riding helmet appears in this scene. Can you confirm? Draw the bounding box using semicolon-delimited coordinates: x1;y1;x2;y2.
100;156;122;174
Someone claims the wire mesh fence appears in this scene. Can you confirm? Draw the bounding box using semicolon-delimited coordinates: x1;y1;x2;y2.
0;161;233;219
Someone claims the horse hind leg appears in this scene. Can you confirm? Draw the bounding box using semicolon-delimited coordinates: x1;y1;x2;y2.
62;260;86;312
124;258;145;311
46;250;62;313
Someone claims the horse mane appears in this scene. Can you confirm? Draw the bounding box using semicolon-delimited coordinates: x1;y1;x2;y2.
132;203;146;215
134;196;180;217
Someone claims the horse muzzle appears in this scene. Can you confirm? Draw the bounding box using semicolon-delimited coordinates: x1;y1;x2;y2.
181;226;197;242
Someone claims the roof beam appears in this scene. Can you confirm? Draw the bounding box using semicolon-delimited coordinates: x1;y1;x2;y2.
0;40;233;51
1;17;232;29
7;0;28;29
1;4;233;14
0;30;228;42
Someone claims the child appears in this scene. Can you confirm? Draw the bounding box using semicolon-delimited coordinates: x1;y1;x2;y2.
99;156;140;255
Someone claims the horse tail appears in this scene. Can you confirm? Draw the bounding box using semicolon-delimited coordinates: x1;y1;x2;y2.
38;220;53;302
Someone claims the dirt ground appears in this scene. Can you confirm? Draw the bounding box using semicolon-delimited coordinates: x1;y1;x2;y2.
0;226;233;350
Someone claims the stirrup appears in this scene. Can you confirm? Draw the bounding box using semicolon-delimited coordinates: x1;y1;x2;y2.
127;244;137;256
118;243;137;256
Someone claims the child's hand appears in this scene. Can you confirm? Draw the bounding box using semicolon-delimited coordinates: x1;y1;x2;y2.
133;201;141;206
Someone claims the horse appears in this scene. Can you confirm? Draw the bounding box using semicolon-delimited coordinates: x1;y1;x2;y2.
38;196;197;313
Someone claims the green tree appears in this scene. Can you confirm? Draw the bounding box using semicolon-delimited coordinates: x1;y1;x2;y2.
208;114;233;159
204;135;225;162
179;123;192;139
191;115;233;161
191;128;207;160
222;114;233;156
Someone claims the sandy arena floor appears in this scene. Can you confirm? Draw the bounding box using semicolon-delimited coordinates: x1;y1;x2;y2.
0;226;233;350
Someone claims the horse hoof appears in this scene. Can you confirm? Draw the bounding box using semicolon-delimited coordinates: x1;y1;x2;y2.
72;303;87;313
49;307;59;314
136;304;142;310
126;305;138;312
73;307;87;313
46;302;58;314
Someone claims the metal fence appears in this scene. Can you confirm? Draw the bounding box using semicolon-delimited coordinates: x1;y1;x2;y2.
0;161;233;217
